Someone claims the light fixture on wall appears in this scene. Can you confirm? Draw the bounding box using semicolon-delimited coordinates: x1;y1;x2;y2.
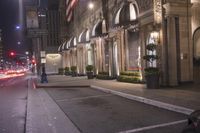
150;31;159;44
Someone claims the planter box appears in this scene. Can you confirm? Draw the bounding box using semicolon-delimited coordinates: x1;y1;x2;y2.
87;72;94;79
71;72;77;77
145;74;159;89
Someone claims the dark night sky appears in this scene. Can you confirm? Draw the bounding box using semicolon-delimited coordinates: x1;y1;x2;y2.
0;0;27;56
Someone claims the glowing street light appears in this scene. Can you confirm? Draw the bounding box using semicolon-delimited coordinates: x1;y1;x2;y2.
16;25;21;30
17;41;21;45
88;2;94;10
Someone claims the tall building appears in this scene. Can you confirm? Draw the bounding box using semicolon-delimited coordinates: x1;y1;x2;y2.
58;0;200;86
0;29;3;69
47;0;60;52
0;29;3;61
25;0;62;75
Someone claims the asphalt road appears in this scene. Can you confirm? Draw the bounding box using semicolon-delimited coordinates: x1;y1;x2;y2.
0;76;28;133
46;87;188;133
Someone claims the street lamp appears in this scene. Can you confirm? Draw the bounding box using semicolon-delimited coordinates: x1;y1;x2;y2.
17;41;21;45
88;2;94;10
16;25;21;30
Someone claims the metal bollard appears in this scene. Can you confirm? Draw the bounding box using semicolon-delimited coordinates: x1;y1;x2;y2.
41;72;48;83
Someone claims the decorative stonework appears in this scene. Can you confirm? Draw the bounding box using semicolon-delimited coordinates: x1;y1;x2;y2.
154;0;162;24
136;0;153;12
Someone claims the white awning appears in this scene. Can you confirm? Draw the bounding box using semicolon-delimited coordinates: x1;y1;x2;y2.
114;1;138;27
91;19;107;38
78;29;90;43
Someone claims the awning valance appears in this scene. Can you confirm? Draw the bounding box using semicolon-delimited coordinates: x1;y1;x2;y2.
58;44;62;52
91;19;107;38
78;29;90;43
63;40;70;51
58;41;67;52
114;1;138;27
68;37;77;48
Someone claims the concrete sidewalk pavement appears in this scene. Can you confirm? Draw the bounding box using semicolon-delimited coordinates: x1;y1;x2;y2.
26;78;81;133
35;75;200;115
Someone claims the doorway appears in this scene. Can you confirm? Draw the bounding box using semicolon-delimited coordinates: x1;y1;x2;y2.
193;27;200;83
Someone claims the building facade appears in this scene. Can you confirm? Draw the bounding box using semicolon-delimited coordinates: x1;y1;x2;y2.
58;0;200;86
0;29;3;65
25;0;62;74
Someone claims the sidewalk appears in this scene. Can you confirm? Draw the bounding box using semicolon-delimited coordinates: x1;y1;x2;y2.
36;75;200;115
26;78;80;133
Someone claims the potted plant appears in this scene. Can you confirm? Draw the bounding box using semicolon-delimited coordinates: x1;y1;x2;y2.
86;65;94;79
70;66;77;77
58;68;64;75
143;43;159;89
64;67;70;75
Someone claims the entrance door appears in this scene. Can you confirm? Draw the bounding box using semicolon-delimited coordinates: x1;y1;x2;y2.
193;28;200;83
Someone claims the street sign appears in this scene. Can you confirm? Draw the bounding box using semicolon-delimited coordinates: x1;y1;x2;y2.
40;51;46;58
41;58;46;64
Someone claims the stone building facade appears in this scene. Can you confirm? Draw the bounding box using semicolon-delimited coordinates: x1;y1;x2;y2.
58;0;200;86
0;29;3;62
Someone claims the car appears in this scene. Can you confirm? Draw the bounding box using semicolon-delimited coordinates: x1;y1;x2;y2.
182;110;200;133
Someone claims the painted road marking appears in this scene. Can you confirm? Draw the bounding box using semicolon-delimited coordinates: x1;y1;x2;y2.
91;85;194;115
119;119;187;133
56;94;113;102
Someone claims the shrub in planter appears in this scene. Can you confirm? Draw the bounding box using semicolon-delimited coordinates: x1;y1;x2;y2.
117;71;141;83
117;75;141;83
120;71;140;77
70;66;77;77
96;71;113;80
64;67;70;75
86;65;94;79
58;68;64;75
143;43;159;89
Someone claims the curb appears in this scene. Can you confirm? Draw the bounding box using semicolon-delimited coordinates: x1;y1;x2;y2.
91;85;194;115
34;80;90;89
36;85;90;88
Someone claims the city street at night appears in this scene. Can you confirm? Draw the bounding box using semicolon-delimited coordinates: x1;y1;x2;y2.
0;73;199;133
1;0;200;133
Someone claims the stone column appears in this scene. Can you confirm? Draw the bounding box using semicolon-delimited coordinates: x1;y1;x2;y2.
163;1;193;86
109;38;113;77
166;16;178;86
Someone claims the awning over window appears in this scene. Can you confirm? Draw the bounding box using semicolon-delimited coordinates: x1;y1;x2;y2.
91;19;107;38
58;41;66;52
62;41;69;51
68;37;77;48
114;1;138;27
58;44;62;52
78;29;90;43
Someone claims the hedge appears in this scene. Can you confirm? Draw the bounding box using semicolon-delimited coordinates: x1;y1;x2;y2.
117;71;142;83
117;75;141;83
120;71;140;76
96;71;113;80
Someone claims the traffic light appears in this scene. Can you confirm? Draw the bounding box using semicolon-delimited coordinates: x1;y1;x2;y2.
31;59;36;65
9;51;16;57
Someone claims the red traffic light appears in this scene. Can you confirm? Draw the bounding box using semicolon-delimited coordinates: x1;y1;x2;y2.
10;52;15;56
31;59;36;64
